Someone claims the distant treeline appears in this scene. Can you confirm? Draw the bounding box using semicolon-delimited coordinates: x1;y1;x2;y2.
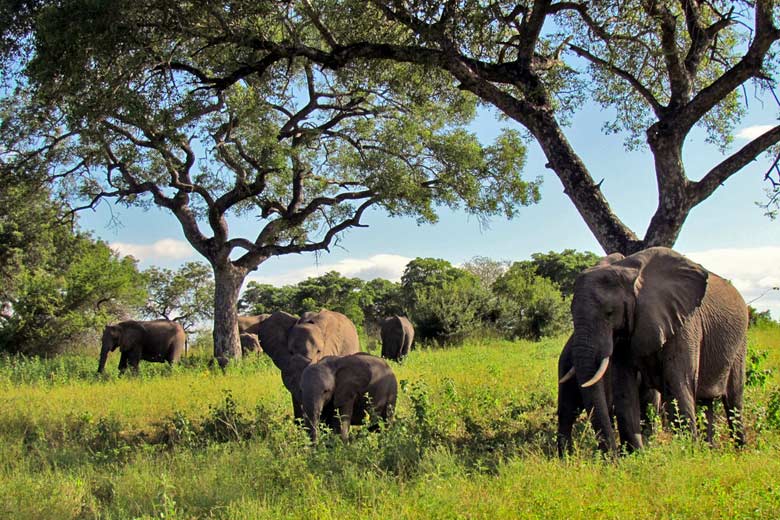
239;251;601;345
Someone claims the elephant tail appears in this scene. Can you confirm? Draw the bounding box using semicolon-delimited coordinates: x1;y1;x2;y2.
185;336;189;357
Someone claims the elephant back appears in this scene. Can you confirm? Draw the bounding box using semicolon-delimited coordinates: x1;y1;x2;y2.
305;310;360;357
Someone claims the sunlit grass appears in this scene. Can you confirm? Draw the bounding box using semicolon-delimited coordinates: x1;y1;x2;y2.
0;328;778;518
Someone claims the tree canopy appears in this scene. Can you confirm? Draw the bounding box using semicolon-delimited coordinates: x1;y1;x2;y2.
1;0;540;362
14;1;768;255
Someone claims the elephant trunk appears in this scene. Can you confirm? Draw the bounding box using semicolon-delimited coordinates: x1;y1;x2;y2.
98;344;110;374
571;325;617;454
98;334;111;374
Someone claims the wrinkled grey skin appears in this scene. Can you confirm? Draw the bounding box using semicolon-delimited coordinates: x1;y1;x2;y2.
380;316;415;361
253;311;300;369
98;319;186;374
237;314;270;335
564;247;747;454
300;353;398;442
239;333;262;355
287;309;361;363
557;336;661;456
279;354;313;422
255;310;360;369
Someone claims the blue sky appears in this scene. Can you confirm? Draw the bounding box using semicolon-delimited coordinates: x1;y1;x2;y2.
80;96;780;317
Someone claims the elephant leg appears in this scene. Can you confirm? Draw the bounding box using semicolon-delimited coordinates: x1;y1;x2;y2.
292;395;304;423
117;352;129;373
613;365;643;453
126;350;142;374
556;378;582;457
662;382;697;439
662;336;699;439
336;401;355;443
700;398;715;445
723;353;746;447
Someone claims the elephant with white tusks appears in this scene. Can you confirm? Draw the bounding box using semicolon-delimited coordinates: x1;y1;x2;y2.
98;319;187;374
559;246;747;455
299;353;397;442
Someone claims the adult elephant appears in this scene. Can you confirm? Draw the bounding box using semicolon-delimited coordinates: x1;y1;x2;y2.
256;309;361;368
557;336;661;456
380;315;415;361
98;319;187;374
561;247;747;454
299;353;397;442
287;309;361;363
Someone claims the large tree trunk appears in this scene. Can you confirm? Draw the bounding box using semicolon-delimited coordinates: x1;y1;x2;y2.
212;263;247;366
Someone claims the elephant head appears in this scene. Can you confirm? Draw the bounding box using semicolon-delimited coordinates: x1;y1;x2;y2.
565;247;707;452
299;362;338;441
288;320;326;363
98;325;121;373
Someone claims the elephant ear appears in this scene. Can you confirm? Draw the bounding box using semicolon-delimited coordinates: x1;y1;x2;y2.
257;311;298;365
619;247;708;357
332;356;372;408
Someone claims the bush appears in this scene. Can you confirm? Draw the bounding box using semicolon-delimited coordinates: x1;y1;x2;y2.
491;264;571;340
411;278;491;344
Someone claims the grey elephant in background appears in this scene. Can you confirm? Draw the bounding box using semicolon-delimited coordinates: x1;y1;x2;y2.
562;247;747;454
239;333;262;355
98;319;186;374
238;314;270;335
300;353;398;442
380;315;415;361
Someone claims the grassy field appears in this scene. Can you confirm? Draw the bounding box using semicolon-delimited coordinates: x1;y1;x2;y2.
1;327;780;519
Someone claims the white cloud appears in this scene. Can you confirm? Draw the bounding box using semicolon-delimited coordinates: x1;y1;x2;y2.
685;247;780;319
735;125;776;140
110;239;194;261
246;254;413;287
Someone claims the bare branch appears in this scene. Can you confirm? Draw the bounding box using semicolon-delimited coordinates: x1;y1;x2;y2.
692;125;780;203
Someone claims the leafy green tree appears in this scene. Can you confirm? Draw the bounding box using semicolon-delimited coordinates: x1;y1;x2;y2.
143;262;215;332
292;272;365;326
103;1;777;255
238;283;297;316
492;264;571;340
515;249;600;296
400;258;490;343
3;1;539;363
359;278;404;328
0;236;146;356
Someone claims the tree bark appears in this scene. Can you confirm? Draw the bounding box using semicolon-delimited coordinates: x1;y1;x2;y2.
212;263;247;366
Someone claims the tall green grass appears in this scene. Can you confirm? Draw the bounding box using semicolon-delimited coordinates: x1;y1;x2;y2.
1;330;779;519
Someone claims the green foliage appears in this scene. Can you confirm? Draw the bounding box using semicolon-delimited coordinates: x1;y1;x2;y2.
492;264;572;340
1;330;780;518
513;249;600;297
143;262;214;332
240;271;369;327
0;236;146;356
400;258;489;344
749;305;777;328
747;343;774;388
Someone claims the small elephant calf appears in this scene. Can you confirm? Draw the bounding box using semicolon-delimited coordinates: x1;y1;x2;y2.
299;353;398;442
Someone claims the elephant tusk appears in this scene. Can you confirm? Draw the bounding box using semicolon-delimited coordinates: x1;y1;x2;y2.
581;357;610;388
559;367;576;384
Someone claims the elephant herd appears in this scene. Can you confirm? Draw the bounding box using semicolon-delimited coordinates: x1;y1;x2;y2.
97;247;750;453
98;308;413;441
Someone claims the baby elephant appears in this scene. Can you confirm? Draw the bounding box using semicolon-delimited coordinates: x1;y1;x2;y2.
300;353;398;442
